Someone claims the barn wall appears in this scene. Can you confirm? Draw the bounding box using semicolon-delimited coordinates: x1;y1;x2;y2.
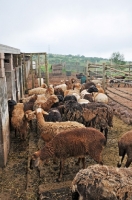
5;54;16;101
0;77;10;167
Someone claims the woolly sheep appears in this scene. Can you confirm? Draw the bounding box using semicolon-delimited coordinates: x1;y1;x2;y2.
64;95;77;102
80;86;98;100
77;98;90;104
62;100;113;142
72;164;132;200
117;130;132;168
83;93;94;102
87;85;108;104
11;103;34;140
94;93;109;104
64;83;81;97
44;107;62;122
80;81;96;92
54;83;67;92
30;127;106;181
54;87;64;97
28;85;54;96
32;107;85;145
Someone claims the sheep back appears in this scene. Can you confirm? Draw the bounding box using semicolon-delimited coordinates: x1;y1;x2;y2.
40;127;106;163
72;164;132;200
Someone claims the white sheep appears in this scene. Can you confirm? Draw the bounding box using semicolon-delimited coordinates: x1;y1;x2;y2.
77;98;90;104
54;83;67;92
72;164;132;200
94;93;109;104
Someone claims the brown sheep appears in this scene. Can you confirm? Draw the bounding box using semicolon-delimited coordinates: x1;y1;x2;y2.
117;130;132;168
30;127;106;181
96;83;104;93
54;87;64;97
33;94;59;111
32;107;85;145
11;103;34;140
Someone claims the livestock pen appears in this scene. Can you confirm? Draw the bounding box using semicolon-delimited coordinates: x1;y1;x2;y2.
1;46;132;199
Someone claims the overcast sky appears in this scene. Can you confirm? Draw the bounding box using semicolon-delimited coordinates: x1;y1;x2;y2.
0;0;132;61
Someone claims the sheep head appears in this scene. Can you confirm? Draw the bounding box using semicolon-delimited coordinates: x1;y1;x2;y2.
48;95;59;104
87;85;98;93
36;107;49;115
25;110;36;121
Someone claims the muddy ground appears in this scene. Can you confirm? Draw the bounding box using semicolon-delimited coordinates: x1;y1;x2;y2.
1;76;132;200
0;114;132;200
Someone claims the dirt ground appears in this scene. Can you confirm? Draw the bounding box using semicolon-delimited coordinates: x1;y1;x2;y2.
0;115;132;200
1;77;132;200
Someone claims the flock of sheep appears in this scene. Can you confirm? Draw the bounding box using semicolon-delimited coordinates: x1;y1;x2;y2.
8;78;132;200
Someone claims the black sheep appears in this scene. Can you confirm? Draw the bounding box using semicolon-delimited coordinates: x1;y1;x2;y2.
64;95;77;102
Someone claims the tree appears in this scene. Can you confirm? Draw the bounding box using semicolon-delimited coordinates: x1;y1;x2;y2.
110;52;126;65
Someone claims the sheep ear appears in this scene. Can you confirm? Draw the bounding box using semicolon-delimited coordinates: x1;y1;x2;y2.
25;113;28;118
42;110;49;115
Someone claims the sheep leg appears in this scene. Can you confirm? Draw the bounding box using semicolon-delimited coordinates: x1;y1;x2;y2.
117;152;126;167
104;128;108;142
100;127;108;142
76;157;85;168
58;159;65;182
81;157;85;169
76;158;81;166
125;158;132;168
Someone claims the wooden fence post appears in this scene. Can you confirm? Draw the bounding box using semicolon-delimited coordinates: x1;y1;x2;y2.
102;63;107;93
87;62;91;82
45;53;49;86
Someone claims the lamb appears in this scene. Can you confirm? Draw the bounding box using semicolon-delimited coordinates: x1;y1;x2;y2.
30;127;106;181
32;107;85;144
117;130;132;168
62;100;113;142
72;164;132;200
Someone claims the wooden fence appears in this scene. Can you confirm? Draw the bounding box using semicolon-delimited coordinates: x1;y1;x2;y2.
86;63;132;92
